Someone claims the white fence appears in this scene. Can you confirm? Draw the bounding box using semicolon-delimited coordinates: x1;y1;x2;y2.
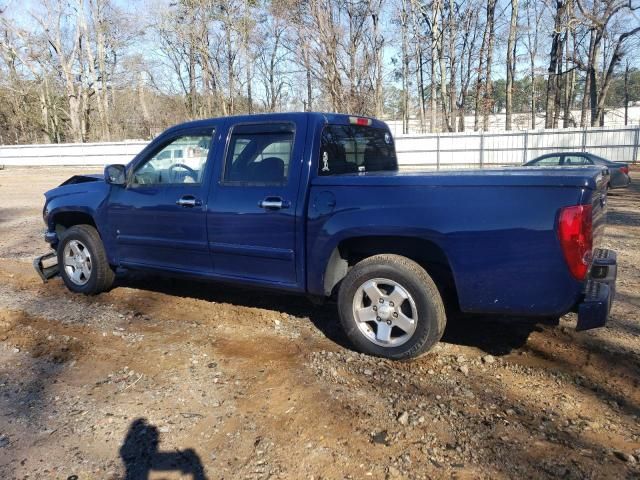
1;125;639;170
396;126;640;170
0;141;147;167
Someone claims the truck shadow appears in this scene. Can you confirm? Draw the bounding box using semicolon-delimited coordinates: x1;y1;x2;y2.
119;418;208;480
117;274;542;356
441;312;549;355
117;273;354;350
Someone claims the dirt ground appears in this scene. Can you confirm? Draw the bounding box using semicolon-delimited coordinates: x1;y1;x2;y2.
0;166;639;480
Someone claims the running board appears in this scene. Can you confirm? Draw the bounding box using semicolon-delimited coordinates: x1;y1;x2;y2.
33;252;59;282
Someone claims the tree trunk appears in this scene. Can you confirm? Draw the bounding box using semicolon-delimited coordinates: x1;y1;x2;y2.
552;32;565;128
545;0;566;129
562;32;575;128
372;10;384;117
592;29;640;126
138;72;152;138
505;0;518;130
482;0;496;131
303;42;313;111
624;61;629;125
448;0;457;132
417;48;426;133
473;1;490;131
580;30;595;127
410;3;425;132
525;0;539;129
401;0;409;134
588;40;600;127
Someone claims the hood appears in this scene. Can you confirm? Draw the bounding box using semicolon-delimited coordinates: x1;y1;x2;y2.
45;172;109;204
59;173;104;186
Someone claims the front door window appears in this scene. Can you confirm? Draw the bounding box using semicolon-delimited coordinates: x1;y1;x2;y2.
132;134;213;185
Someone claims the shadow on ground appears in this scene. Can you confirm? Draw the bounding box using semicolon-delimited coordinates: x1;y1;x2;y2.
116;273;549;356
119;418;208;480
441;312;551;355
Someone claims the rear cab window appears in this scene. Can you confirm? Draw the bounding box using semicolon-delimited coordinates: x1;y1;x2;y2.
319;124;397;175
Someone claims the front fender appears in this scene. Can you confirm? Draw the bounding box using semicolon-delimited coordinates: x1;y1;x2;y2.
44;182;111;251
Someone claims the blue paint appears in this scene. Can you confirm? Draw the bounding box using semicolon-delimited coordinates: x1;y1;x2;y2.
42;112;615;320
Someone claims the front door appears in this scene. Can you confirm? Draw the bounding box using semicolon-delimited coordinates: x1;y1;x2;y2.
207;121;305;286
108;129;215;273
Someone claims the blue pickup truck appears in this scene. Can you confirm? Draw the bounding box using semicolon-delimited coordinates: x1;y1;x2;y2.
35;112;617;359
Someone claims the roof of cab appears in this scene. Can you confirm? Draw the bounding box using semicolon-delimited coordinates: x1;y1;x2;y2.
162;112;390;135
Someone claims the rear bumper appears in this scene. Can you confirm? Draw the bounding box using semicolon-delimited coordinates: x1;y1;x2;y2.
576;248;617;331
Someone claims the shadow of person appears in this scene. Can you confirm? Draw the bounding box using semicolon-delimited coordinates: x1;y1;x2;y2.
119;418;207;480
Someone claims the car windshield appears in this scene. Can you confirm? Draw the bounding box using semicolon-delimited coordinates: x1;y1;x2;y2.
319;125;397;175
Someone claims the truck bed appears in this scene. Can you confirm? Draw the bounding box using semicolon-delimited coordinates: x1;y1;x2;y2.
307;166;609;318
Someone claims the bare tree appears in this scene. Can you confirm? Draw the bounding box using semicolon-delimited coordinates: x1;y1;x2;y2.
2;0;640;144
257;12;288;112
473;0;491;131
456;4;480;131
524;0;543;128
576;0;640;126
505;0;519;130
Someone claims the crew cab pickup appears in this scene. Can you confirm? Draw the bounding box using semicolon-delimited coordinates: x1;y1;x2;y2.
35;113;617;359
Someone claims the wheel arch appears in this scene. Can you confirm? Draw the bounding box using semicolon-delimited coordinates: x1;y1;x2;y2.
322;235;458;305
49;207;99;237
52;210;97;229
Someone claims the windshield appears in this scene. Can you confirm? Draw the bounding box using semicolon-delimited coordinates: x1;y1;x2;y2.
318;125;397;175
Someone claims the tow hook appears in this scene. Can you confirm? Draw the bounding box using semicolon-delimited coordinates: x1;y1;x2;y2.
33;252;59;282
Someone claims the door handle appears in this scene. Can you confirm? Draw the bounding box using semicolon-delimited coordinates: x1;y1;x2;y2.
259;197;290;210
176;196;202;208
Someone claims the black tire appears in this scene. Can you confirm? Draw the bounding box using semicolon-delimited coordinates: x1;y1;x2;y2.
337;254;446;360
57;224;115;294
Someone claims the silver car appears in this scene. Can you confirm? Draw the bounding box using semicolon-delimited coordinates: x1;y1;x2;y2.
524;152;631;189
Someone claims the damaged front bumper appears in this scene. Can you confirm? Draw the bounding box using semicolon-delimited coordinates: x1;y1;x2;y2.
33;251;59;283
34;229;60;282
576;248;617;331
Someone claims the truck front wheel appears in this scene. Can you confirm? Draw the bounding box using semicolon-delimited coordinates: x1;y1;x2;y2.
337;254;446;360
57;224;115;295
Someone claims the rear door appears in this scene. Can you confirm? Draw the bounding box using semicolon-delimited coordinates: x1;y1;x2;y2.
206;120;307;287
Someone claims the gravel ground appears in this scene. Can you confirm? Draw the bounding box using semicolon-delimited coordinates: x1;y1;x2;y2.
0;166;639;480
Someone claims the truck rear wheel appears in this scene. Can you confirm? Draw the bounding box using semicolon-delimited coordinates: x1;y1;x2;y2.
337;254;446;360
57;224;115;295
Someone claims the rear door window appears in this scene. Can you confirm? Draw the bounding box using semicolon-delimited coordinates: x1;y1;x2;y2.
319;125;397;175
223;123;294;185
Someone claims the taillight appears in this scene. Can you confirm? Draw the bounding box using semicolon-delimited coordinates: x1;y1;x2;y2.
620;166;629;175
558;205;593;280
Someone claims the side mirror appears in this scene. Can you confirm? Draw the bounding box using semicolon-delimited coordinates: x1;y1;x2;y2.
105;164;126;186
